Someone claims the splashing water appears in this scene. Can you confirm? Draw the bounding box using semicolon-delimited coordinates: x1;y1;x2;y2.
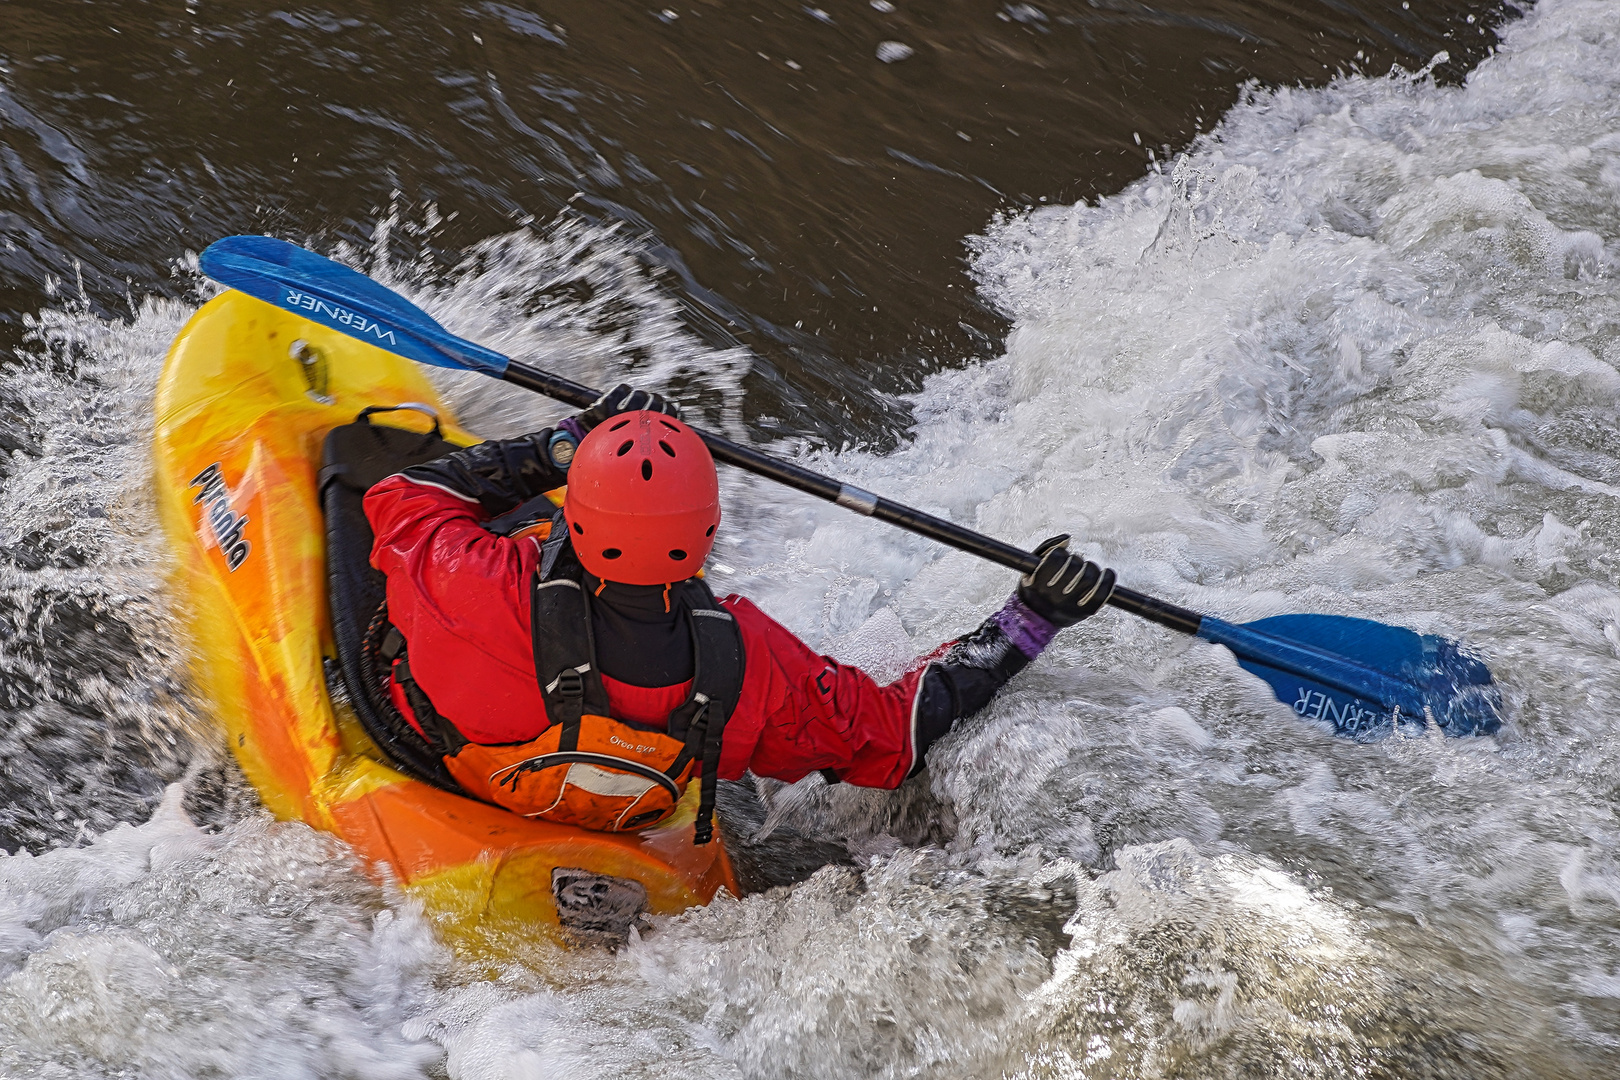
3;0;1620;1075
0;787;446;1079
0;298;224;853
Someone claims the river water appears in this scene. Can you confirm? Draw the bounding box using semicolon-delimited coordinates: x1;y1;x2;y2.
5;0;1620;1076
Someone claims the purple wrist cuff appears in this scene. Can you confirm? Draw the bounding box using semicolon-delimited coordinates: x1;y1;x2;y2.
992;594;1059;661
557;416;588;442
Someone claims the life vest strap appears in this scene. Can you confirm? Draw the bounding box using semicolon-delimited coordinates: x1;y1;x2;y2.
371;608;468;756
531;548;744;844
372;530;745;840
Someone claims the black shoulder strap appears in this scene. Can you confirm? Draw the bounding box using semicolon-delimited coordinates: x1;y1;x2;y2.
538;508;577;581
531;570;612;752
686;585;746;724
666;577;745;845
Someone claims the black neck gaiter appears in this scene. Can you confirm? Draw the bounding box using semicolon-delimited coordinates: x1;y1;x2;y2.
582;573;694;688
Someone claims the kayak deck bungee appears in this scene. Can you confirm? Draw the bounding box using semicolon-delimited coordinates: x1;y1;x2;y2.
153;290;739;946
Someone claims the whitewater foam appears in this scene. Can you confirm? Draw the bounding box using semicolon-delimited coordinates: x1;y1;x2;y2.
711;0;1620;1071
0;787;447;1078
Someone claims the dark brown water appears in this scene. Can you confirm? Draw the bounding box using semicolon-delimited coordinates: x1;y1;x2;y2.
2;0;1512;442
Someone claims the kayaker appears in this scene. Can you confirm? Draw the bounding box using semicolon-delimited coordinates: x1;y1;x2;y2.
364;386;1115;842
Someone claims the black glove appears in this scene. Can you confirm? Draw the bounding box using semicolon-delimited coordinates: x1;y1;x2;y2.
1016;534;1115;628
576;383;682;432
401;433;567;516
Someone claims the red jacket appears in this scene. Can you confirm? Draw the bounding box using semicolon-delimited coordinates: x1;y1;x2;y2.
365;473;935;788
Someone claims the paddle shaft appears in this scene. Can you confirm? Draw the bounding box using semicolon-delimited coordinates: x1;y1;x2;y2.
498;357;1205;637
196;236;1496;733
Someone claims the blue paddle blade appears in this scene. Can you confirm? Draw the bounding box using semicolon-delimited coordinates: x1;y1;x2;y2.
1199;614;1501;739
198;236;511;377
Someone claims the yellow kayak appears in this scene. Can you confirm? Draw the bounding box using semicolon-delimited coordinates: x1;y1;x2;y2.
153;290;739;946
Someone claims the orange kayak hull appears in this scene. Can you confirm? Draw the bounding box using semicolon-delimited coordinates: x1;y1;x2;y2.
153;290;738;942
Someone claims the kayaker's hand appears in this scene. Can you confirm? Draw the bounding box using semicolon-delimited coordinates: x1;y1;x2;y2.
577;383;682;431
1016;535;1115;628
548;384;682;471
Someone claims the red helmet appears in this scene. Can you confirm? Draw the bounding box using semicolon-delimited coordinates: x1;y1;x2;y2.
564;411;721;585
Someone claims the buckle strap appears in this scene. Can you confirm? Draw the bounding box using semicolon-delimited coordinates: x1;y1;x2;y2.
680;695;724;846
546;665;590;698
379;625;406;663
672;581;745;847
696;711;724;846
531;571;611;749
393;653;469;756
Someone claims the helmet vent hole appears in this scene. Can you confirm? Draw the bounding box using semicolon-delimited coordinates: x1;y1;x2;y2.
658;440;675;457
659;419;680;432
705;524;715;537
609;419;631;432
669;549;687;561
641;460;653;481
601;548;622;560
616;440;634;456
572;522;583;534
